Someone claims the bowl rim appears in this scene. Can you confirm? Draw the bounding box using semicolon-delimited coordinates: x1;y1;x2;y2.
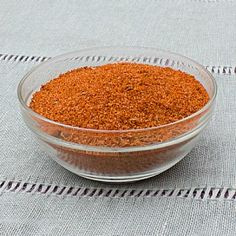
17;46;217;134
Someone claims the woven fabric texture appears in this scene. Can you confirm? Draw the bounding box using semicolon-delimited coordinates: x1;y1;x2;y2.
0;0;235;65
0;192;236;236
1;0;236;235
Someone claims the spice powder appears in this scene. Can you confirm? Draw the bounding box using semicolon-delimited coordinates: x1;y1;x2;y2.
29;63;210;175
30;63;209;132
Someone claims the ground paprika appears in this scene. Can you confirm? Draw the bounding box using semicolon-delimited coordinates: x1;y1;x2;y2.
30;63;209;131
29;63;210;175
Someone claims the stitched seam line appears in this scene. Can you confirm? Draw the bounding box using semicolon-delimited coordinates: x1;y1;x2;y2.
0;53;49;63
0;180;235;201
0;53;235;75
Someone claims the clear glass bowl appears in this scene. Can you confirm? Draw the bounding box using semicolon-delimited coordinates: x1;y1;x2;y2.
17;47;217;182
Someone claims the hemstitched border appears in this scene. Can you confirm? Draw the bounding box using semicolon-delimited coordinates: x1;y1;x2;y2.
0;180;235;201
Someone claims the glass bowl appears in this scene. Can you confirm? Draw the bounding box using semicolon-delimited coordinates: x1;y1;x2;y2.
17;47;217;182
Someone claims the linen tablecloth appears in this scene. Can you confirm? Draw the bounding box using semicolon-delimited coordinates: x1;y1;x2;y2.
0;0;236;235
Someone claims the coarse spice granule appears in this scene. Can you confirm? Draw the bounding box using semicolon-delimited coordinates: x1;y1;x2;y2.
30;63;209;131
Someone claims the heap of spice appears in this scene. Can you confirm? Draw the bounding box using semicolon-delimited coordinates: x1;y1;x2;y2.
29;63;210;175
30;63;209;131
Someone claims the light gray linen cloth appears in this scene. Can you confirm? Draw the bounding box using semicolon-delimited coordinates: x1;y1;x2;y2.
0;0;236;235
0;192;236;236
0;0;235;66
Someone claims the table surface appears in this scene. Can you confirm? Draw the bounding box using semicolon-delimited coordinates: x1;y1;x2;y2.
0;0;236;235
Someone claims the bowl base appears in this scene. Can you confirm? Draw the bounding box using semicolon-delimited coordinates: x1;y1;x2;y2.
52;153;186;183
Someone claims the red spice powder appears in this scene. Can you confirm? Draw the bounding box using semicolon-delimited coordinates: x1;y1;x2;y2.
30;63;209;131
29;63;210;175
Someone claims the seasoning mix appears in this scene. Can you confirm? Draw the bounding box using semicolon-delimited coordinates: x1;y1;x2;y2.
30;63;209;131
29;63;209;175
